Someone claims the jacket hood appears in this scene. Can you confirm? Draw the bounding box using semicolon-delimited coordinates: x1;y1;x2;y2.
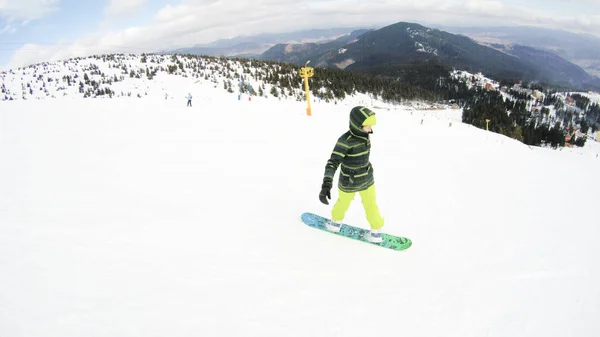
349;106;376;137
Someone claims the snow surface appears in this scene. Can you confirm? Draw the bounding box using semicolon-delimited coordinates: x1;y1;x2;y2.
1;70;600;337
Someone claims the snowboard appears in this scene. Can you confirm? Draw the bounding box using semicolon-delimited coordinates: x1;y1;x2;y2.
301;212;412;251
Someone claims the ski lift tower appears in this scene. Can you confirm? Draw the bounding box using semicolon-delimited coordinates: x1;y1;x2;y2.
299;60;314;116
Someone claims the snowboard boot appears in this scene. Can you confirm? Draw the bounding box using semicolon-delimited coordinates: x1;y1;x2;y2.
365;228;383;243
325;219;342;233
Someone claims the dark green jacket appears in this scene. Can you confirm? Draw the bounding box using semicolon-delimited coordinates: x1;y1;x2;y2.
323;106;376;192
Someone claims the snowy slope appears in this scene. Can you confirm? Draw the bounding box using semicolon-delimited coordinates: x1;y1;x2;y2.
1;54;287;103
1;60;600;337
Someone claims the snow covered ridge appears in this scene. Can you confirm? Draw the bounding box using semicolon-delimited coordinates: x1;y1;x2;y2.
0;53;304;102
0;53;455;111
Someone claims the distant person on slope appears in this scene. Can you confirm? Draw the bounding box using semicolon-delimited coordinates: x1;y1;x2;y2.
318;106;384;243
186;93;192;107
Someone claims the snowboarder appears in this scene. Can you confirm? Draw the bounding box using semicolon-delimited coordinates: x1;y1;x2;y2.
318;106;384;243
186;93;192;107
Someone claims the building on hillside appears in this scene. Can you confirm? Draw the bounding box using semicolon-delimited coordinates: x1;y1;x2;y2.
596;131;600;141
566;96;575;106
565;133;573;147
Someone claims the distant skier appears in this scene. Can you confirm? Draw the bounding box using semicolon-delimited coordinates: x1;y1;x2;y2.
318;106;384;243
186;93;192;107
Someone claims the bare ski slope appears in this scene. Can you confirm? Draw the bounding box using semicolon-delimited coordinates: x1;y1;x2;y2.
1;82;599;337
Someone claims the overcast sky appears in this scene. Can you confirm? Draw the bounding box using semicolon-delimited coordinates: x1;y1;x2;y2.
1;0;599;70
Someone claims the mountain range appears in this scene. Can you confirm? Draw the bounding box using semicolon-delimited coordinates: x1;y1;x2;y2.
165;22;600;91
436;25;600;78
160;27;367;58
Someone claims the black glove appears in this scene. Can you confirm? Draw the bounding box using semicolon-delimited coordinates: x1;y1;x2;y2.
319;179;332;205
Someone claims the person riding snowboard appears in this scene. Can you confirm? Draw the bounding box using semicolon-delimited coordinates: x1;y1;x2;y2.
319;106;384;243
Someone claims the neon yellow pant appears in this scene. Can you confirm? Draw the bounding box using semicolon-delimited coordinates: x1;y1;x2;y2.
331;185;384;230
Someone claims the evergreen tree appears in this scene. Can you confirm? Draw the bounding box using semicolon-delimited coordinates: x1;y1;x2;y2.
270;86;279;97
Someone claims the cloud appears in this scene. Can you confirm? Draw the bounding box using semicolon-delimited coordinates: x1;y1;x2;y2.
0;0;60;22
104;0;146;19
0;23;17;35
5;0;600;69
